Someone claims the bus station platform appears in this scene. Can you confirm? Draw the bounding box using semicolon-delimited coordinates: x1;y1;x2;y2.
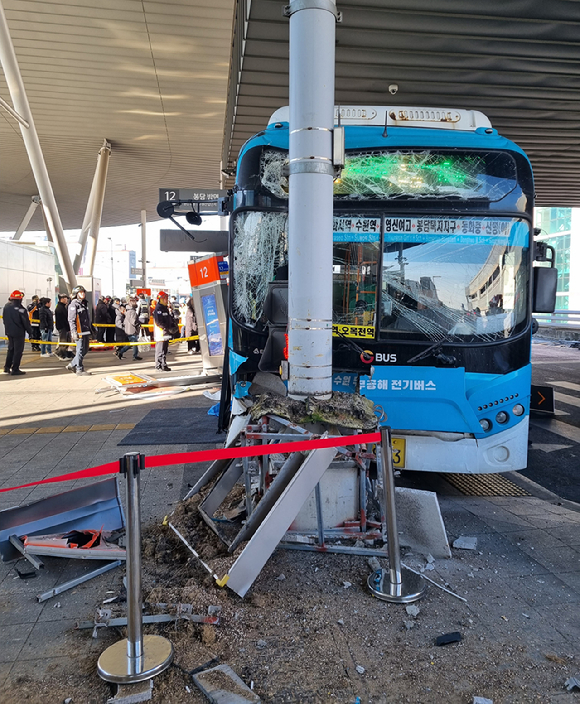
0;343;579;702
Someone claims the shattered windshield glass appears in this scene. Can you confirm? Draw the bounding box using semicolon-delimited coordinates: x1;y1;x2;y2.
259;148;517;202
381;217;530;343
232;211;288;327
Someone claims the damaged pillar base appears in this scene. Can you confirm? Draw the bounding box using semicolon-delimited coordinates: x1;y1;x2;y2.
367;566;427;604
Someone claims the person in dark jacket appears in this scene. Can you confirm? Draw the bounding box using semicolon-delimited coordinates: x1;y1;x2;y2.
95;296;111;343
38;297;54;357
105;296;116;343
27;294;41;351
67;286;93;375
117;298;142;361
184;298;199;354
153;291;173;371
54;294;73;360
3;290;33;375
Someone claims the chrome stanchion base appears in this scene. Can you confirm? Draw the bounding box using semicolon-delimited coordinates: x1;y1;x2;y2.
97;634;173;684
367;567;426;604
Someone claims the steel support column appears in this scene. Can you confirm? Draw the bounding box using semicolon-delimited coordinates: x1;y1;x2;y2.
74;140;111;275
13;196;40;240
140;210;147;287
0;0;77;291
286;0;338;400
83;140;112;277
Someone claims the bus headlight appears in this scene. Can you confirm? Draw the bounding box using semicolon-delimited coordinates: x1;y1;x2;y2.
513;404;525;416
479;418;492;432
496;411;509;424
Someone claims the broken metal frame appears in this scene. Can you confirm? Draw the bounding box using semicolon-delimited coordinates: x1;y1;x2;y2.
195;415;380;555
38;560;123;603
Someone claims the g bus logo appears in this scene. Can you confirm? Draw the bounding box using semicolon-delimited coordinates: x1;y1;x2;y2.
376;353;397;363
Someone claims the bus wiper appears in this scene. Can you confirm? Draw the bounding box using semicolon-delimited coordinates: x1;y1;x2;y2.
335;330;373;364
407;340;457;366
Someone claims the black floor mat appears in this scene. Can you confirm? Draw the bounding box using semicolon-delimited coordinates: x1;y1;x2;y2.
117;407;224;446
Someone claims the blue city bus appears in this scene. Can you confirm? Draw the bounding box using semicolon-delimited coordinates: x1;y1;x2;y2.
228;106;556;473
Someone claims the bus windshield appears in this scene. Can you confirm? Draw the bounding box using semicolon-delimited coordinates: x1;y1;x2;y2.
380;217;530;343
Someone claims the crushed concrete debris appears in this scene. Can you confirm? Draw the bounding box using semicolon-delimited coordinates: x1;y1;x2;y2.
405;604;420;618
473;698;493;704
275;573;286;581
256;640;267;649
404;620;415;630
565;676;580;691
342;581;352;589
107;679;153;704
355;665;365;675
193;664;261;704
453;536;478;550
337;619;344;626
250;391;377;430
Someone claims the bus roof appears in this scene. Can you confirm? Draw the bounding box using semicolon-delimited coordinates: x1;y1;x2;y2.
268;106;492;132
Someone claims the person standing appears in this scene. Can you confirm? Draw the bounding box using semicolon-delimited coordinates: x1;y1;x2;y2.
27;295;41;351
114;302;127;359
119;298;143;361
67;285;93;376
153;291;173;371
54;294;72;360
95;296;111;343
105;296;116;344
39;297;54;357
184;298;200;354
2;290;32;375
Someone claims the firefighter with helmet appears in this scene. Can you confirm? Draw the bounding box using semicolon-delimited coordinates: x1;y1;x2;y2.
2;290;32;375
67;285;93;375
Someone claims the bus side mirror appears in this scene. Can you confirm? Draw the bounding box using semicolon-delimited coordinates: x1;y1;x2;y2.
532;266;558;313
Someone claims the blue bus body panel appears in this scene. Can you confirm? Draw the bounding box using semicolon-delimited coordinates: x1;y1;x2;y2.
238;124;529;165
356;364;531;438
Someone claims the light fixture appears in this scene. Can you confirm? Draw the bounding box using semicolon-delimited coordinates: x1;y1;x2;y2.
513;404;525;416
495;411;509;424
479;419;492;432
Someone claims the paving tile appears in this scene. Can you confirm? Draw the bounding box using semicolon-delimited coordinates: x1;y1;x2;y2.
0;622;35;662
547;524;580;546
541;603;580;647
18;619;86;660
61;425;91;433
34;427;65;434
506;572;580;606
530;546;580;574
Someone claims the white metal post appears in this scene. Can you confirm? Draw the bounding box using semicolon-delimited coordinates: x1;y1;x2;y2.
74;140;111;275
140;210;147;288
13;196;40;240
0;0;77;291
286;0;338;400
85;141;111;277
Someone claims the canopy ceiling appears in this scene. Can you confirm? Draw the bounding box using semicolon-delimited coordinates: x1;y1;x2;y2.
1;0;580;233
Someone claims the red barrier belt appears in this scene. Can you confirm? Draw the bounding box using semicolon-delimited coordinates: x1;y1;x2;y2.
0;431;381;494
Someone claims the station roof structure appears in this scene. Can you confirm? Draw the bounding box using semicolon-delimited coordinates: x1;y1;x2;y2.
1;0;580;233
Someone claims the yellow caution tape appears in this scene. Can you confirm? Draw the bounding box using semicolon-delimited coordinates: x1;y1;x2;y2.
0;335;199;347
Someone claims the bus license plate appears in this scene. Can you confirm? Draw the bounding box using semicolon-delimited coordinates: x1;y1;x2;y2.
391;438;406;468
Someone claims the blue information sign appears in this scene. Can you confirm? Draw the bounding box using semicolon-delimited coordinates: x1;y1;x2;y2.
201;293;224;356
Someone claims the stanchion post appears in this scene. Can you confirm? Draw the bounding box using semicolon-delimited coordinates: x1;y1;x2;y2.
97;452;173;684
367;427;426;604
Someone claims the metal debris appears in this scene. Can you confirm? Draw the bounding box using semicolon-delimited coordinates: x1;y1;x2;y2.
473;698;493;704
565;676;580;691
